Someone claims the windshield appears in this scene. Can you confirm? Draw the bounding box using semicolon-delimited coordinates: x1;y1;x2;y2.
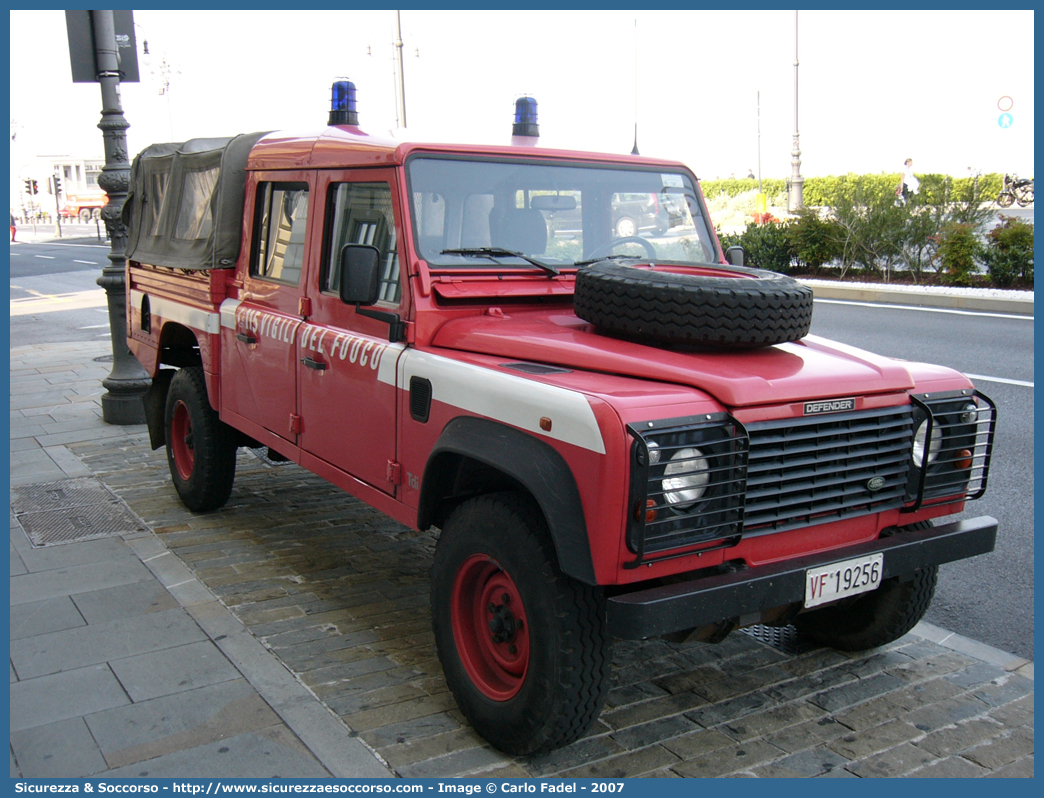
406;156;719;270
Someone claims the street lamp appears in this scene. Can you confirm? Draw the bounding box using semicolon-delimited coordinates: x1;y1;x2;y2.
787;10;805;212
138;27;179;140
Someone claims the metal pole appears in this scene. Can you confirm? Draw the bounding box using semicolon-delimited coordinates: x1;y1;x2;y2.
52;177;62;238
788;9;805;212
631;18;639;155
757;91;762;195
394;10;407;128
91;9;149;424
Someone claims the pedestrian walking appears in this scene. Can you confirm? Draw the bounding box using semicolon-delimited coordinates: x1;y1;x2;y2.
896;158;920;205
10;212;16;242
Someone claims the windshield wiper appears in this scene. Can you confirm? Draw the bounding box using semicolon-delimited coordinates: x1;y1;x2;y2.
573;254;645;268
439;247;560;277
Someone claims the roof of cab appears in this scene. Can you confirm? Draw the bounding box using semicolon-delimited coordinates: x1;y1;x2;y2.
246;125;688;172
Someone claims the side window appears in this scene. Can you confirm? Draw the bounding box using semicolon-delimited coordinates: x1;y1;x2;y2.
252;182;309;285
323;182;401;306
174;166;219;240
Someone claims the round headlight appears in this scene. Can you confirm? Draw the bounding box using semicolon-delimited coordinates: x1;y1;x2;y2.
662;447;710;508
913;420;941;468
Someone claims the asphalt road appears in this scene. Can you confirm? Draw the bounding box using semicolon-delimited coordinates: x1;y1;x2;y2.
9;238;1036;661
810;299;1034;661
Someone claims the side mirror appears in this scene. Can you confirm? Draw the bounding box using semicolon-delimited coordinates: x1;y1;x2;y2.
339;244;381;305
725;246;745;267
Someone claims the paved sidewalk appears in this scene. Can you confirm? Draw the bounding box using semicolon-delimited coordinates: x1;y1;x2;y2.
10;343;391;779
9;342;1034;779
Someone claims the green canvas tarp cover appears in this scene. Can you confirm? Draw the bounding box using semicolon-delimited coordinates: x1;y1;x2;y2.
124;131;269;270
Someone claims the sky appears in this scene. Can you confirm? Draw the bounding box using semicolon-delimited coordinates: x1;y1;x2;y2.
8;8;1036;185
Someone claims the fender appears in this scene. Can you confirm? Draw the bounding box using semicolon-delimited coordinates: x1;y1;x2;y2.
419;416;597;585
142;368;175;450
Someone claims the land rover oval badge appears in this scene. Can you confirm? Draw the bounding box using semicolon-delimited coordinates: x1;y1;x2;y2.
866;477;886;492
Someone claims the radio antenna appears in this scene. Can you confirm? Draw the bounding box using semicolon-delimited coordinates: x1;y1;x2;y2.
631;18;639;155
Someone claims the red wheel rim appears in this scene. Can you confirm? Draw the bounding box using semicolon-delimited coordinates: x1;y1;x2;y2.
170;400;195;481
450;554;529;701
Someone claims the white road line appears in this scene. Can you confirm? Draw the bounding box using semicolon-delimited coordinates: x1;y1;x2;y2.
80;324;110;329
33;255;56;260
813;298;1033;321
73;259;98;265
966;373;1034;388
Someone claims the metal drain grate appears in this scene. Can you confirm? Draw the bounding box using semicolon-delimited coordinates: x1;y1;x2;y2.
741;624;818;656
11;477;148;547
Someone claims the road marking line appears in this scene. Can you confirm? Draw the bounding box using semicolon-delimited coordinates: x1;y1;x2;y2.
33;255;56;259
966;373;1034;388
73;259;98;265
80;324;110;329
9;288;107;315
814;298;1032;321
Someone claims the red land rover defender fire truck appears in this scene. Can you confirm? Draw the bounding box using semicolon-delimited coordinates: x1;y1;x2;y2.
123;84;997;755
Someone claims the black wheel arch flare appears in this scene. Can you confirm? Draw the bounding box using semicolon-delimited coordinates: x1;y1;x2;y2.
418;416;597;585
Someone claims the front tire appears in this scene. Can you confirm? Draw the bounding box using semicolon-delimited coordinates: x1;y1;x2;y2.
164;367;237;512
615;216;637;238
795;523;938;651
997;191;1015;208
431;493;610;755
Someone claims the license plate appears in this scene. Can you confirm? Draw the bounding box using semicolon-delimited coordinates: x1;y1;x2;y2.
804;553;883;608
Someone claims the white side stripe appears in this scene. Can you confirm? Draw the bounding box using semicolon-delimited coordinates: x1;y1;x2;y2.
400;349;606;454
131;290;220;334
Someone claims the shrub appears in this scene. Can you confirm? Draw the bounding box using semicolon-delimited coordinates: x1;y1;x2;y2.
786;210;841;271
936;222;982;286
732;218;795;273
983;215;1034;288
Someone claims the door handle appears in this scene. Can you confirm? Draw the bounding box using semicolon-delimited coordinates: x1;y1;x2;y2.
236;332;257;344
300;356;328;371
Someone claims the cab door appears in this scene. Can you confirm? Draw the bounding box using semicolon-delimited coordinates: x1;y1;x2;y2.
296;170;406;495
222;173;313;444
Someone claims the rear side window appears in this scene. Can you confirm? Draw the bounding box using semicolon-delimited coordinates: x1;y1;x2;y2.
252;182;309;285
173;166;219;240
322;182;401;305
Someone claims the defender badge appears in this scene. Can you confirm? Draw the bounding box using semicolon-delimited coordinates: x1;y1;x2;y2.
866;477;886;492
803;398;855;415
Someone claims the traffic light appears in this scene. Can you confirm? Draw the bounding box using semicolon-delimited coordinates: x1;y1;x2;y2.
52;176;62;195
23;178;31;194
31;180;38;195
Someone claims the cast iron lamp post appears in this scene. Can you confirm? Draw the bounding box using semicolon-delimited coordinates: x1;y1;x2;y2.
92;9;150;424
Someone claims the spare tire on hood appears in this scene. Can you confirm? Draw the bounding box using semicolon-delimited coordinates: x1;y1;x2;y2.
573;261;814;348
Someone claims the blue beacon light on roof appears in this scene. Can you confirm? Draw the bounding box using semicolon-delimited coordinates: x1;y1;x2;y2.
329;80;359;126
512;96;539;138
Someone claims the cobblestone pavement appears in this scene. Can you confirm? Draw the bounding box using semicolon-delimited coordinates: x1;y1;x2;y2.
63;425;1034;778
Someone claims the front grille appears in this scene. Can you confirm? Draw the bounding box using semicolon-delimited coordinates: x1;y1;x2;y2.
743;405;913;536
627;396;995;567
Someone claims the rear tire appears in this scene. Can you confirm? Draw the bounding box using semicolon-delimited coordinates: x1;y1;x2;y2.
164;367;237;512
795;522;938;651
431;493;610;755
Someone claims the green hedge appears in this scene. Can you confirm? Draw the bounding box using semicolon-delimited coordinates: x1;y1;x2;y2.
701;173;1004;206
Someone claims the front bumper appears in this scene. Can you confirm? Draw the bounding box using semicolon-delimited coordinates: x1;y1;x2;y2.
607;516;997;639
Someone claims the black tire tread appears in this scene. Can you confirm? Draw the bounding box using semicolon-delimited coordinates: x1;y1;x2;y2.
431;492;610;755
164;366;237;512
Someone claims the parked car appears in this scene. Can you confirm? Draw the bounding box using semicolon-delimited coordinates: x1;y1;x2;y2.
612;192;669;237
